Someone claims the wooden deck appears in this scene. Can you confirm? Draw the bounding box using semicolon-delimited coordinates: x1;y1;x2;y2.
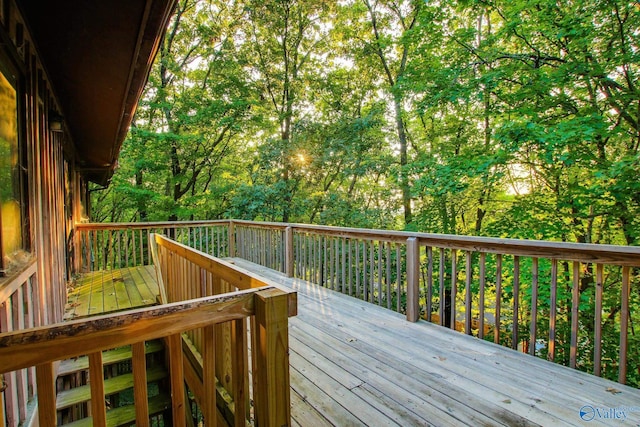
231;259;640;427
64;266;159;320
64;261;640;425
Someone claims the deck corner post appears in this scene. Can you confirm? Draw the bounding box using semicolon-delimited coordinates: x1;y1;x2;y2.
285;226;294;278
253;288;291;426
406;237;420;322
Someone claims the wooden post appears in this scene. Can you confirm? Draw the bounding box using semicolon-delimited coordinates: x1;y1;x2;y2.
253;289;291;427
132;342;150;427
203;325;217;427
228;221;236;258
406;237;420;322
35;362;56;426
285;227;294;278
89;352;107;427
168;334;186;425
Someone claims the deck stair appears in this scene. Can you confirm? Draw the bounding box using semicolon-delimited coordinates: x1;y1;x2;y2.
55;340;171;426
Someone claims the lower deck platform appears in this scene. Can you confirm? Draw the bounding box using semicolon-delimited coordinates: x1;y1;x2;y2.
64;266;159;320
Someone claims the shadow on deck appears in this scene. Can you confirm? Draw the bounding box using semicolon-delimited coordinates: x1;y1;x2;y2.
66;261;640;426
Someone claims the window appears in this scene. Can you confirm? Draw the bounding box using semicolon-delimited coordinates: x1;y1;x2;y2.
0;60;27;276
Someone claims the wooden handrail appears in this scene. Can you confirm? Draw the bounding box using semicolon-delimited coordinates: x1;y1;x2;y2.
0;289;265;372
0;258;37;303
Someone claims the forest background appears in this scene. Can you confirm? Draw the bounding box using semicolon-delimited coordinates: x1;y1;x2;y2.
91;0;640;385
93;0;639;247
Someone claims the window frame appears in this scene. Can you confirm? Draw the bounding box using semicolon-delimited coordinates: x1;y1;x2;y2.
0;46;28;277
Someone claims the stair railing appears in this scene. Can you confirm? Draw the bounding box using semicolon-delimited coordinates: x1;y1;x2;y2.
149;233;296;426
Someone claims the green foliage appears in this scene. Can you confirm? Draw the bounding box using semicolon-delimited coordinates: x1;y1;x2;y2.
92;0;640;386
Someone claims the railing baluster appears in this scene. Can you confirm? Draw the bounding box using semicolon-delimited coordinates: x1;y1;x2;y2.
132;342;150;427
168;333;186;425
396;244;402;313
512;256;520;350
386;243;392;310
478;253;486;340
439;250;445;327
342;239;348;295
549;259;558;362
370;241;376;304
11;289;26;422
426;247;433;322
494;254;502;345
594;263;603;376
35;362;56;425
329;236;335;290
323;236;329;288
619;266;630;384
89;351;107;426
450;250;457;330
465;251;472;335
355;240;361;299
203;325;217;427
570;261;580;369
232;319;248;427
529;258;539;356
348;240;354;296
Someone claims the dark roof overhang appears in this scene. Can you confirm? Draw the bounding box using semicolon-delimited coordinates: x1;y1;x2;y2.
17;0;176;184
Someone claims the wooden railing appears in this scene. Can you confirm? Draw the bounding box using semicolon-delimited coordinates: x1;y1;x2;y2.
0;286;290;426
0;259;40;427
73;219;640;387
75;220;231;272
149;233;296;426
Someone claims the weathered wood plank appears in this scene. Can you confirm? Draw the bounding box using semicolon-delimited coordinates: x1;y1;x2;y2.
290;388;331;427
